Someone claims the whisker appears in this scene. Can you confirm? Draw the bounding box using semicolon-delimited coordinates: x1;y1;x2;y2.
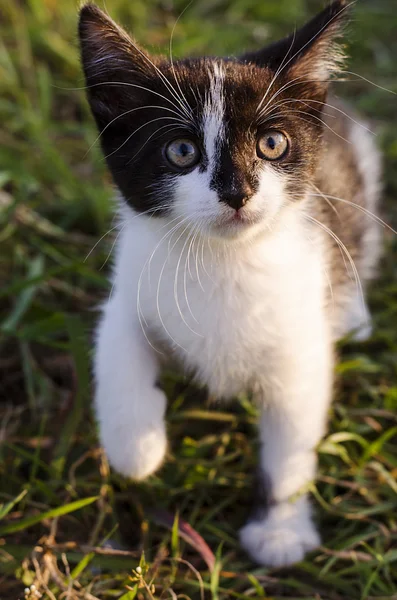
256;68;352;123
107;205;171;300
310;187;397;235
155;220;194;351
84;220;121;262
147;214;187;286
303;213;366;315
103;116;187;160
255;0;353;116
255;28;297;114
84;206;157;262
62;81;192;123
142;215;186;308
255;68;338;122
169;1;195;120
186;222;197;281
341;70;397;96
123;35;194;122
294;110;351;144
257;109;316;127
297;99;375;135
257;70;307;122
189;83;200;108
201;230;214;282
184;223;201;323
310;185;341;222
126;123;187;165
184;222;204;292
260;108;352;144
137;216;189;354
99;223;125;271
260;97;376;136
260;97;337;123
257;72;332;122
85;104;192;158
174;221;202;334
193;226;206;293
256;65;395;126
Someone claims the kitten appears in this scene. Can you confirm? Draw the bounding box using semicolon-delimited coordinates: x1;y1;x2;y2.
78;0;382;567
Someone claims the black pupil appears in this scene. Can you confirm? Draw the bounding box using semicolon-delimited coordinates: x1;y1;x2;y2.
179;143;191;157
267;136;277;150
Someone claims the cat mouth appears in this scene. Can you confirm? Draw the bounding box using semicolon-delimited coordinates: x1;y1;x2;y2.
230;210;247;223
211;209;263;235
223;209;260;227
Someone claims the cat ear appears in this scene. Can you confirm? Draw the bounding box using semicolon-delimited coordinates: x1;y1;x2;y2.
241;0;349;92
78;4;160;125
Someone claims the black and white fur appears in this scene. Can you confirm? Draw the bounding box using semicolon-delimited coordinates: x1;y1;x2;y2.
79;0;382;567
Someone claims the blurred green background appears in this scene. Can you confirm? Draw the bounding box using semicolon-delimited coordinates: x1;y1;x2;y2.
0;0;397;598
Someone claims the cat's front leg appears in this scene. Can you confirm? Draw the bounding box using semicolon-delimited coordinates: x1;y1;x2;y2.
240;324;333;567
94;293;167;480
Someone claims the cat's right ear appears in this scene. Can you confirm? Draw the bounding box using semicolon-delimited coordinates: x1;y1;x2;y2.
78;4;158;125
240;0;350;97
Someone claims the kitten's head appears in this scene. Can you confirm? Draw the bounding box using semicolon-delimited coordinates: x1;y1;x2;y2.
79;1;349;240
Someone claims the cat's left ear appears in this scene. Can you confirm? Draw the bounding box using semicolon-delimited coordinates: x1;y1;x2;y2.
241;0;350;93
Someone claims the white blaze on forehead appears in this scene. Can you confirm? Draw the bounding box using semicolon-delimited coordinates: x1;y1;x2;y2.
202;63;225;173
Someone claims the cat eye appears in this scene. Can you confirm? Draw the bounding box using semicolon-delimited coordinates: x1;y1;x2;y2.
165;139;200;169
257;130;289;161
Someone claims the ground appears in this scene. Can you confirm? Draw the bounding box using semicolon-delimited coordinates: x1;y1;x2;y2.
0;0;396;598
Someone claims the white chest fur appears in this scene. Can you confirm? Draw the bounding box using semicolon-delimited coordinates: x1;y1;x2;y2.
113;210;325;398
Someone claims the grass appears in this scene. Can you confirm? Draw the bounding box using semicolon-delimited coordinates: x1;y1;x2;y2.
0;0;397;598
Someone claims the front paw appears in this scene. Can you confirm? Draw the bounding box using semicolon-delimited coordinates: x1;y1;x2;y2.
239;497;320;567
98;388;168;481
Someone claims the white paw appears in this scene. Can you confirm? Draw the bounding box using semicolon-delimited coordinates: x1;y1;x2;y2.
239;497;320;568
99;388;168;481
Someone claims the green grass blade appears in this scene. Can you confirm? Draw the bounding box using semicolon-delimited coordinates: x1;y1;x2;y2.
0;489;28;520
0;496;98;535
1;255;44;333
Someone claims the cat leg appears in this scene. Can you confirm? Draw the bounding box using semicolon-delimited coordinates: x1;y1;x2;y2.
240;325;333;567
94;293;167;480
